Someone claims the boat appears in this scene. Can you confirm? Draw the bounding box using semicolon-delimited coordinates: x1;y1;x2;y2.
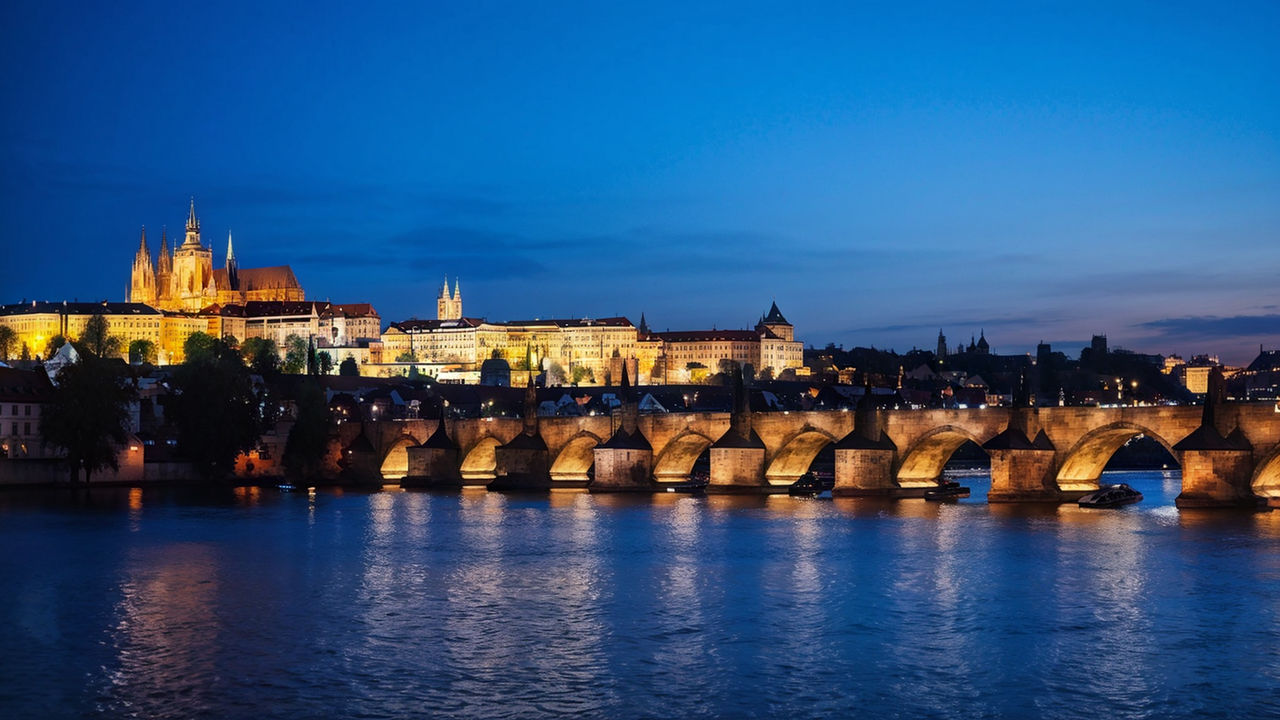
924;480;970;501
788;473;824;497
662;478;708;494
1077;483;1143;508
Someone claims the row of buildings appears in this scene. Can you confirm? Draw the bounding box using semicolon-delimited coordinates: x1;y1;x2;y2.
0;201;805;383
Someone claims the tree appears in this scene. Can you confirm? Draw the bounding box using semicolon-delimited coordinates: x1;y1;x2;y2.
128;339;157;365
306;337;318;375
395;350;418;363
0;326;16;361
282;334;308;374
40;357;137;483
339;355;359;376
183;331;220;365
283;380;331;481
167;336;261;481
240;337;280;376
81;314;121;359
20;342;31;361
44;335;66;359
317;350;334;376
571;365;592;385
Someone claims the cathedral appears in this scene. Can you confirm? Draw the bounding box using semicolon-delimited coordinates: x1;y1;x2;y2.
129;199;305;312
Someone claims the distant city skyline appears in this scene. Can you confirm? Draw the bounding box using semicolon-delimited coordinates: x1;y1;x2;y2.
2;2;1277;365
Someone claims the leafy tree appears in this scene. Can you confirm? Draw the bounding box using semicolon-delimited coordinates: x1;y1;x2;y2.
546;361;567;386
40;357;137;483
128;339;157;365
0;326;16;360
44;335;66;359
240;337;280;376
20;342;31;361
183;331;220;365
339;355;359;376
282;334;308;374
317;350;334;375
81;314;121;358
283;380;331;481
571;365;592;385
167;336;261;481
394;350;418;363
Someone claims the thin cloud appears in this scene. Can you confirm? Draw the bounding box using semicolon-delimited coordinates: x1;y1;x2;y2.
1136;314;1280;339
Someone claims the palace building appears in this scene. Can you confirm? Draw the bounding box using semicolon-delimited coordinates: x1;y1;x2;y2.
129;198;304;312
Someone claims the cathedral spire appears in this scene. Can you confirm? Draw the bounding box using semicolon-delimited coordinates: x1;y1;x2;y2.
225;230;235;262
157;227;172;274
187;196;198;232
441;276;450;298
225;230;239;291
138;226;149;255
453;277;461;301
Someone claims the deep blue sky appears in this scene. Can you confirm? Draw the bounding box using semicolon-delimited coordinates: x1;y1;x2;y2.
2;1;1277;364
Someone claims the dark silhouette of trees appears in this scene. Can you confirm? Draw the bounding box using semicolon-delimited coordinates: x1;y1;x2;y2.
81;314;121;358
339;355;359;376
317;350;334;376
240;337;280;376
40;358;136;483
283;334;307;374
167;336;261;481
283;381;331;481
128;339;157;365
0;326;16;361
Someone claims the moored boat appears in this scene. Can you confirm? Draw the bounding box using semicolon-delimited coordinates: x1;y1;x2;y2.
924;480;970;501
788;472;824;497
1077;483;1143;508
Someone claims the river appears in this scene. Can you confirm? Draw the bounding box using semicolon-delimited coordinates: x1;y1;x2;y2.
1;471;1278;719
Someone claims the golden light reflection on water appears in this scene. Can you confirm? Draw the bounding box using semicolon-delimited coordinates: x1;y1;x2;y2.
104;543;220;715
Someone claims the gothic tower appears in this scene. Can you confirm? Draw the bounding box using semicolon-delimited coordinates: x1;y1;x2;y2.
156;227;173;303
225;231;239;291
437;276;462;320
170;197;217;311
936;329;947;359
129;227;156;304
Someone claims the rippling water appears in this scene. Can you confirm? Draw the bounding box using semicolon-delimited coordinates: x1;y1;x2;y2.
2;471;1279;719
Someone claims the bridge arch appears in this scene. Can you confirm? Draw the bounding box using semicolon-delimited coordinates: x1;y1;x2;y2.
1056;422;1178;491
1250;445;1280;501
896;425;985;487
380;433;422;480
653;431;714;482
765;426;839;485
460;436;502;482
550;432;604;482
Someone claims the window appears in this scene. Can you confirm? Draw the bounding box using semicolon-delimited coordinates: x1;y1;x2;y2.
23;423;30;436
24;405;30;416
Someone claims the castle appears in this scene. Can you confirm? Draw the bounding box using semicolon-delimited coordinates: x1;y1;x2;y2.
129;198;304;312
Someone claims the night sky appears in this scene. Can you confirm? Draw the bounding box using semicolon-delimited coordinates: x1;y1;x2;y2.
2;2;1277;364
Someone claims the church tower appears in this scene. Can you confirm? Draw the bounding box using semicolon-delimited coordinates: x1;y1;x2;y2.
170;197;217;311
225;231;239;291
936;329;947;359
129;227;156;304
437;276;462;320
156;227;173;304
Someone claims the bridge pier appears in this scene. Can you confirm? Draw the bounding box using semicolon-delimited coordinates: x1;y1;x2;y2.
490;378;552;491
338;431;383;485
706;369;775;494
984;399;1060;503
1175;444;1258;508
403;416;462;488
1173;369;1262;508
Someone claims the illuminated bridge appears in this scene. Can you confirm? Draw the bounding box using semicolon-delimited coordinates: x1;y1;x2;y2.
333;379;1280;509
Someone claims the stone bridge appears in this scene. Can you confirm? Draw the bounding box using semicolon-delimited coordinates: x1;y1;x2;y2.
332;398;1280;508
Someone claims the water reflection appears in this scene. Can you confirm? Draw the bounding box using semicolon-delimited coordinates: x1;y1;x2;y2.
99;543;221;717
1;473;1278;719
